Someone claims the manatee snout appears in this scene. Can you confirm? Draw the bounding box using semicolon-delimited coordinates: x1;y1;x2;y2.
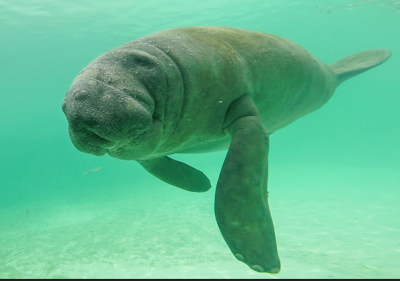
62;79;153;156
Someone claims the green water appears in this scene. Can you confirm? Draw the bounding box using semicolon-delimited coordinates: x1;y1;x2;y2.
1;0;399;278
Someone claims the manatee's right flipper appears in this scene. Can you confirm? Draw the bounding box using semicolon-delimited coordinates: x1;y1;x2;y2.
330;48;391;85
215;95;280;274
138;156;211;192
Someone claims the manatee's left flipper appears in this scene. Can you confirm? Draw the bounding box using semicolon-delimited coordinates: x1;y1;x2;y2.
138;156;211;192
215;95;280;274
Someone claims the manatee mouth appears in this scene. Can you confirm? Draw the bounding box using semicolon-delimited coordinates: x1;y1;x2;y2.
68;125;120;156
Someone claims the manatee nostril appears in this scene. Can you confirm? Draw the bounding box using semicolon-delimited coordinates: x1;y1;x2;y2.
73;90;90;101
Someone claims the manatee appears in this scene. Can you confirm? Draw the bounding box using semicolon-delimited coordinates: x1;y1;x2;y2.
61;26;391;273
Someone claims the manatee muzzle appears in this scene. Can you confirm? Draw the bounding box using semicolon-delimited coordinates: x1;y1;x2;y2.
62;79;153;155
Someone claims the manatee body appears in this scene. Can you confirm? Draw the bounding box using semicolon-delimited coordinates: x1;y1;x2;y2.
62;26;391;273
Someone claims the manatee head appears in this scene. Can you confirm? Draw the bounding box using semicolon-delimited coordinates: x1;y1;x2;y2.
62;49;165;160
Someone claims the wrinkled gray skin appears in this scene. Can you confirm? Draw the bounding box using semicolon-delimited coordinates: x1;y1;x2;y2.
62;26;391;273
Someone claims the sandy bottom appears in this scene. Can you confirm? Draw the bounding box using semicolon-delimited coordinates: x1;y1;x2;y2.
1;165;399;278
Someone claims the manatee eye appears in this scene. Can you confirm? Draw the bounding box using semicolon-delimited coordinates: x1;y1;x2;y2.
135;56;154;67
122;51;157;70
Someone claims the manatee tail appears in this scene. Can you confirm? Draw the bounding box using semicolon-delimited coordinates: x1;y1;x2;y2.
330;49;391;86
